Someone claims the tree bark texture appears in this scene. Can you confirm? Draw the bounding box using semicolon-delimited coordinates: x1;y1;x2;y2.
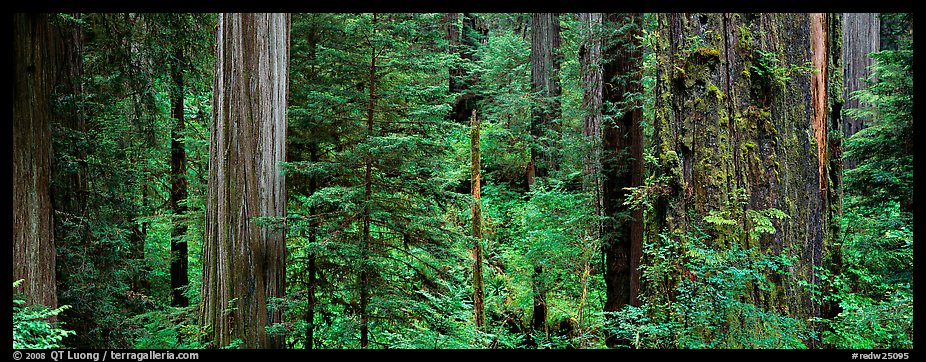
13;13;62;310
600;13;645;348
579;13;603;209
651;13;842;335
201;13;290;349
841;13;879;169
51;13;88;227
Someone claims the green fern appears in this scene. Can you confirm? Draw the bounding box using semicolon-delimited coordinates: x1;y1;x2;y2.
13;280;75;349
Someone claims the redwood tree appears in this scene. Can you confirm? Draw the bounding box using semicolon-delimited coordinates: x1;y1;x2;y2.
599;13;644;348
841;13;879;169
650;13;842;345
528;12;562;185
169;32;190;308
13;13;63;310
200;13;290;349
528;12;562;335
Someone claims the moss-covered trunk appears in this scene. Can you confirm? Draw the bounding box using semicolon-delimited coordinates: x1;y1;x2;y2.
650;13;842;343
201;13;290;349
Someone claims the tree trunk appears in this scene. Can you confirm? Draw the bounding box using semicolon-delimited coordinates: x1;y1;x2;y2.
448;13;480;124
303;142;319;349
170;44;190;308
600;13;644;348
201;13;289;349
13;13;62;310
359;13;379;349
528;12;562;185
841;13;879;169
651;13;842;345
579;13;603;211
470;110;486;330
528;13;561;336
52;13;88;226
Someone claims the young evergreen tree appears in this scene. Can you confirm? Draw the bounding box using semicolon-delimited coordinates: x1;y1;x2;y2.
284;13;464;348
825;14;912;348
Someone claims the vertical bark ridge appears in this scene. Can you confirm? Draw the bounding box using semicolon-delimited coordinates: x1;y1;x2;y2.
201;13;289;349
13;13;60;311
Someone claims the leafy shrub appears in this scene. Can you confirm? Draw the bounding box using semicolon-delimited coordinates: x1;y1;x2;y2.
607;191;812;348
13;280;75;349
131;306;205;349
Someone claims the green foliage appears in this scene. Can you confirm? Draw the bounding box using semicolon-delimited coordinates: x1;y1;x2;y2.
13;280;75;349
843;48;913;210
750;49;816;86
471;24;533;182
50;13;214;348
821;199;913;348
511;183;604;348
131;306;205;349
31;12;914;350
822;21;914;349
702;189;790;246
610;192;810;348
281;13;468;349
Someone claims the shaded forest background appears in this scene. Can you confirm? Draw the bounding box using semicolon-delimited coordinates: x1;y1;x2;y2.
13;12;913;349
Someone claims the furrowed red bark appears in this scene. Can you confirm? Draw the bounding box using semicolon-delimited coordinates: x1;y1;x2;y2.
13;13;62;311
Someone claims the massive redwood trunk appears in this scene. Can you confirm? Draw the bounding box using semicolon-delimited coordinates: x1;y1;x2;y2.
579;13;603;206
651;13;842;345
201;13;290;349
13;13;62;310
